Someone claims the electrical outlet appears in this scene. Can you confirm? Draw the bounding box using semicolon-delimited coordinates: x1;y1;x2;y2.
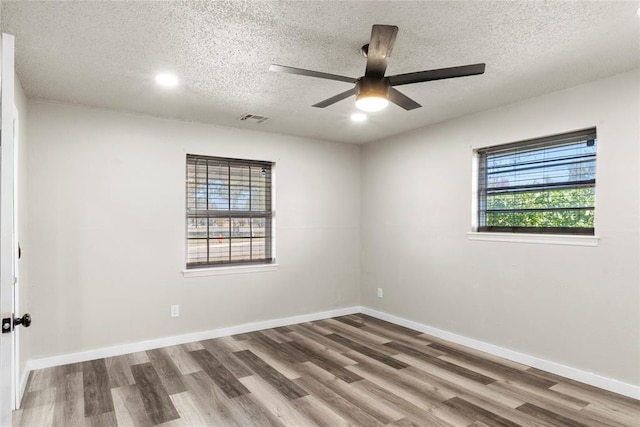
377;288;383;298
170;305;179;318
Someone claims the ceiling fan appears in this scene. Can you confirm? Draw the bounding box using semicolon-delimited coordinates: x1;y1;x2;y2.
270;24;485;112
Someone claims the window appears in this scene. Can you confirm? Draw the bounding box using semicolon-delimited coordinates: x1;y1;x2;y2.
477;128;596;235
186;155;273;268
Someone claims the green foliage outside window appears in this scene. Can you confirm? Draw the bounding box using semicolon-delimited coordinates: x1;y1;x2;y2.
486;187;595;228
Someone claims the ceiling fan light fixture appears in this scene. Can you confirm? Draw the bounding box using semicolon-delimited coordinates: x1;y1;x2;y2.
355;95;389;112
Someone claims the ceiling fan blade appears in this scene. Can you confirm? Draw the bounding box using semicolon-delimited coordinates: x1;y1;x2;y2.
312;88;357;108
388;88;421;110
270;64;356;84
388;63;486;86
364;25;398;78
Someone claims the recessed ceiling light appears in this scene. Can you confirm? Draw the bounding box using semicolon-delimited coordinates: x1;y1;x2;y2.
351;112;367;122
155;73;179;87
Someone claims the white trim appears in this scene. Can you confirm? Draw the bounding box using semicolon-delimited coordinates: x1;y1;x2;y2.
24;306;359;371
0;33;17;424
182;263;279;277
470;149;479;231
270;161;277;263
467;232;599;247
361;307;640;400
16;369;28;409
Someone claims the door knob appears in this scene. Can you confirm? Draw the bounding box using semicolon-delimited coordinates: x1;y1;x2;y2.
14;313;31;328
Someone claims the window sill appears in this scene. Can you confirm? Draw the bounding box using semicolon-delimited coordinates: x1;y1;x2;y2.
467;232;599;247
183;263;279;278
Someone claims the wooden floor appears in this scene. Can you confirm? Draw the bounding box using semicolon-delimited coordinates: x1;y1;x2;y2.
14;314;640;426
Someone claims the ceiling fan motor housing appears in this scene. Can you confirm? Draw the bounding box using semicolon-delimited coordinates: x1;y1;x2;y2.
356;77;390;99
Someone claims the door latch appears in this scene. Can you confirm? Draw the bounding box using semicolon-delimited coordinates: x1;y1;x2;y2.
1;317;11;333
1;313;31;333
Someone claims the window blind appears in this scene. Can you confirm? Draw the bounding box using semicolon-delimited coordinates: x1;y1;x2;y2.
477;128;597;235
186;155;273;267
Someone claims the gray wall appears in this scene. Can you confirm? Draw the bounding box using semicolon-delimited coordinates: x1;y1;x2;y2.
26;102;361;358
361;69;639;385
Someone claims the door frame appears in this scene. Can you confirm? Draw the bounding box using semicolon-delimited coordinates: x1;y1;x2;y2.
0;32;16;425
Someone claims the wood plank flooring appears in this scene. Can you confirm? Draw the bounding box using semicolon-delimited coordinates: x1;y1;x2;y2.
13;314;640;426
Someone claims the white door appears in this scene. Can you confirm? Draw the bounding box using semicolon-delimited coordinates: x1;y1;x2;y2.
0;32;16;427
11;108;20;412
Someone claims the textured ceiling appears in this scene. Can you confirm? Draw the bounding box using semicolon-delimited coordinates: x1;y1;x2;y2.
1;1;638;144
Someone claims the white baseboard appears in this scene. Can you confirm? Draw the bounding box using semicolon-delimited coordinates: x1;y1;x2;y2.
24;306;360;372
361;307;640;400
22;304;639;401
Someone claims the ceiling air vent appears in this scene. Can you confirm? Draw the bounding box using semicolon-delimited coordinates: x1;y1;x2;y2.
239;113;269;124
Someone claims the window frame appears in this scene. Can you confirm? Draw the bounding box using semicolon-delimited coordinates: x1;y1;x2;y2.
475;128;597;236
185;154;275;269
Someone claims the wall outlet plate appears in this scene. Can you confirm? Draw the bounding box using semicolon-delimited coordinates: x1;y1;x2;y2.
170;305;179;318
377;288;383;298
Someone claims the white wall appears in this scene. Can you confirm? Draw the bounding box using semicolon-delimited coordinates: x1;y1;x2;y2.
361;69;640;385
26;102;361;358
